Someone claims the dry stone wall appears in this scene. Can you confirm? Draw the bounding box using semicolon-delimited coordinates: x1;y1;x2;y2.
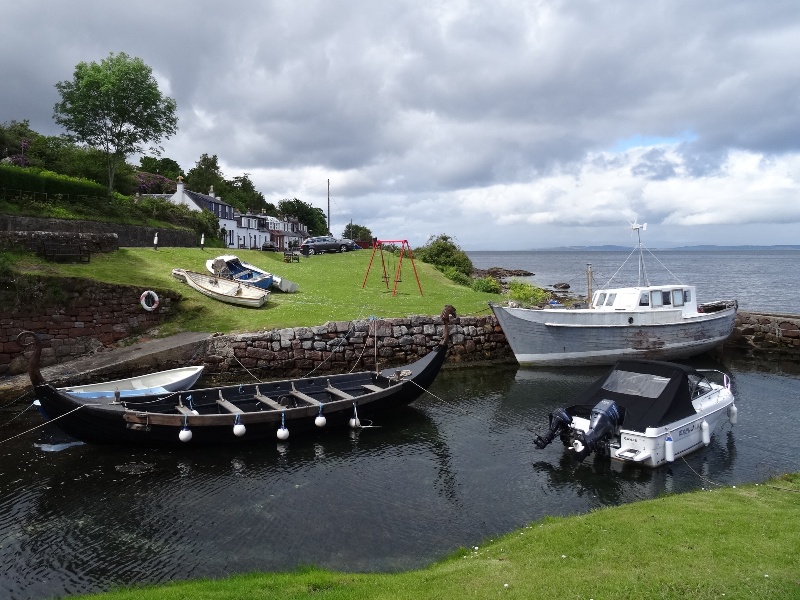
722;312;800;362
201;313;514;377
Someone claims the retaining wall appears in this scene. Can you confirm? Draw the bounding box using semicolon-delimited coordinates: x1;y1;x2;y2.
0;277;178;376
722;312;800;362
0;215;197;248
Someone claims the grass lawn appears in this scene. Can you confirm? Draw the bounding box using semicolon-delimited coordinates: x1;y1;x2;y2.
72;473;800;600
16;246;500;334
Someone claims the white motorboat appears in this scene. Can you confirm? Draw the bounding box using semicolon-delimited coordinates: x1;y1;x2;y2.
172;268;269;308
59;366;204;398
489;223;737;366
207;255;298;293
532;359;737;468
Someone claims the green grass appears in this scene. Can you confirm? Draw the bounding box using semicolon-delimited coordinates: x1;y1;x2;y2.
16;247;498;334
72;474;800;599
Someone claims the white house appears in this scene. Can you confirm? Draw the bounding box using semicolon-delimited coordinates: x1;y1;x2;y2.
168;178;308;250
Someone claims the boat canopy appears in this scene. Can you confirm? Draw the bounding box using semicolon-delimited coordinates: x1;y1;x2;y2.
566;360;703;431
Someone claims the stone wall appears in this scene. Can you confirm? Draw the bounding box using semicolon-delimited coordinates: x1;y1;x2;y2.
0;277;179;376
0;215;197;248
201;313;514;378
722;311;800;362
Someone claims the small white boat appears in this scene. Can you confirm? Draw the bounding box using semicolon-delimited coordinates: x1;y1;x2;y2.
172;268;269;308
59;366;204;398
207;255;298;293
490;222;737;366
533;359;737;468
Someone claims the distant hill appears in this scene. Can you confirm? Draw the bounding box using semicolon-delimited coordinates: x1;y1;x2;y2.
536;245;800;251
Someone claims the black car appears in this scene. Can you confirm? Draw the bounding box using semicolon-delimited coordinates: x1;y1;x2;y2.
299;236;351;254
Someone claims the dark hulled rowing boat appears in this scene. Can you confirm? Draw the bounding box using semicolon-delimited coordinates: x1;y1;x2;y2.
19;306;456;446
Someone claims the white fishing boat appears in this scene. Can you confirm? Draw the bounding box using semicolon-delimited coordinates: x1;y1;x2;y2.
59;366;205;398
172;269;269;308
207;255;298;293
490;223;737;366
532;359;737;468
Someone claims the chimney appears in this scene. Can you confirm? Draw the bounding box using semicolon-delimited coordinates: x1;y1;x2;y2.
209;185;215;198
176;175;184;198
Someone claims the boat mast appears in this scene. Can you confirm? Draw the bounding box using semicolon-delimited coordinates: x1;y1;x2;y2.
631;220;648;287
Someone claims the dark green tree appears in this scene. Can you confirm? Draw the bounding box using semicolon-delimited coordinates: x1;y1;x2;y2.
278;198;328;236
53;52;178;193
139;156;182;180
342;223;373;241
184;153;225;197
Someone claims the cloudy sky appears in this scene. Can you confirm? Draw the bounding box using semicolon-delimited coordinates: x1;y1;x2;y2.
3;0;800;249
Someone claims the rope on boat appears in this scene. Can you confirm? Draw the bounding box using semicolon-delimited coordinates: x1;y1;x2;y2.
0;403;99;446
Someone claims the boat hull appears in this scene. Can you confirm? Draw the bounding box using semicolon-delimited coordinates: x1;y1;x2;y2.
173;269;269;307
33;345;448;446
59;366;204;395
490;303;736;366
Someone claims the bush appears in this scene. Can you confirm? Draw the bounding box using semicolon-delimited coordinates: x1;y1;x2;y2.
414;234;473;277
440;266;473;287
507;279;550;305
472;276;501;294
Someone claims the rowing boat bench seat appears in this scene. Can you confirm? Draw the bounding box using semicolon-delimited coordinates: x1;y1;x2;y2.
176;405;195;416
361;384;384;393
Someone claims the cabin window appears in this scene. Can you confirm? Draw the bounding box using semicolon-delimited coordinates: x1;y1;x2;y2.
672;289;684;307
662;291;672;305
688;375;713;398
684;290;692;303
595;293;606;307
651;291;663;307
602;370;671;398
639;292;650;306
605;293;617;306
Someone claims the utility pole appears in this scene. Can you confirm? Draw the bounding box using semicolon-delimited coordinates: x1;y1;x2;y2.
327;178;331;235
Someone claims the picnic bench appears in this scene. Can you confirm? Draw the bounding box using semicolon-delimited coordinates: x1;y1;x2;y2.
42;242;91;263
283;251;300;263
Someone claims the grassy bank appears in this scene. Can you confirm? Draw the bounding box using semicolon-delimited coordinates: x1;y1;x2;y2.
73;473;800;600
15;247;499;334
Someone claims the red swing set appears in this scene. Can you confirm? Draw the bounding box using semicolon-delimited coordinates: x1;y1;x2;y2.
361;239;423;296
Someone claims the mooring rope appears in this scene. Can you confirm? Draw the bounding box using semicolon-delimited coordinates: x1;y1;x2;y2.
0;403;98;446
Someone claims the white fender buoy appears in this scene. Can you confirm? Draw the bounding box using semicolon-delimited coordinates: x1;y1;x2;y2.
728;404;738;425
665;434;675;462
277;411;289;440
315;415;327;427
179;428;193;443
572;440;584;453
233;423;246;437
349;417;361;428
701;420;710;446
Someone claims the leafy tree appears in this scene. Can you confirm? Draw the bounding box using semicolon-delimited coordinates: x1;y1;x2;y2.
140;156;182;180
278;198;328;236
53;52;178;193
342;223;372;241
184;153;225;197
414;234;474;276
0;119;40;166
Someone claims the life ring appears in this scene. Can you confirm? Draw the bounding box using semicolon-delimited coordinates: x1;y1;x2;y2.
140;290;159;311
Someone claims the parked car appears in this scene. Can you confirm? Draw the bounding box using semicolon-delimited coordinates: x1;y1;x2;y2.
299;236;351;254
340;239;363;250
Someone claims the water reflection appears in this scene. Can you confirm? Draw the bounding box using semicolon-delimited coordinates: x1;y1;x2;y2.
0;362;798;600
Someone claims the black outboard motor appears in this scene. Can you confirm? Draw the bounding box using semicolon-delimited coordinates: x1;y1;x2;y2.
534;408;572;449
572;399;620;462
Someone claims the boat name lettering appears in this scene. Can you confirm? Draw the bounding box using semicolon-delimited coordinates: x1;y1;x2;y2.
678;425;695;436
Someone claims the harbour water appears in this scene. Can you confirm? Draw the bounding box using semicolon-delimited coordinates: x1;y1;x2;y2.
468;248;800;314
0;249;799;599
